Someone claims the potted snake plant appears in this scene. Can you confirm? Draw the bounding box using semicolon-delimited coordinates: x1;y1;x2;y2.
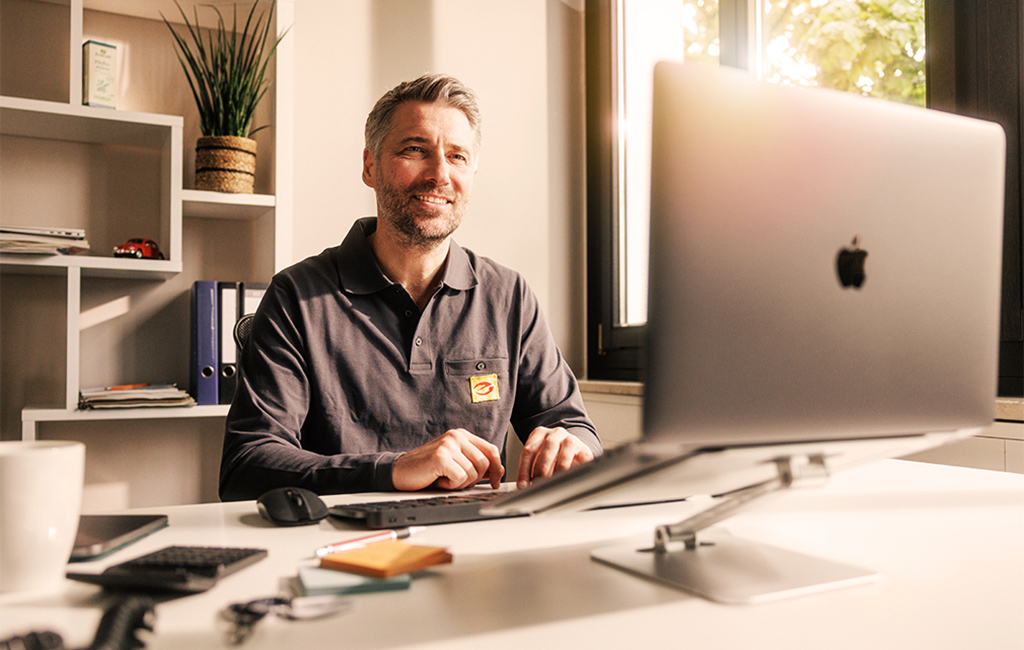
162;0;288;193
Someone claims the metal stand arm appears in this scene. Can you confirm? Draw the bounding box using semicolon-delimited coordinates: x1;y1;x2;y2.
655;454;830;551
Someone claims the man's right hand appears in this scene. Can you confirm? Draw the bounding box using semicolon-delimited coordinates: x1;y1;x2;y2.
391;428;504;491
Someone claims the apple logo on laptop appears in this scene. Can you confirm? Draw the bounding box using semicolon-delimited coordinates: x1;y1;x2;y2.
836;236;868;289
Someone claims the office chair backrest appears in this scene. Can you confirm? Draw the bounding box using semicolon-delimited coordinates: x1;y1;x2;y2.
233;313;255;352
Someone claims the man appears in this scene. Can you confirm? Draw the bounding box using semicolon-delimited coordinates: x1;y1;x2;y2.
220;74;600;501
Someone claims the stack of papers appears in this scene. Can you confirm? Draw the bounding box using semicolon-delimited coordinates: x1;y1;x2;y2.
79;384;196;409
1;225;90;255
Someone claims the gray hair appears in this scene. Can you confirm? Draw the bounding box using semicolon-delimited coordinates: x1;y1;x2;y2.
364;74;482;159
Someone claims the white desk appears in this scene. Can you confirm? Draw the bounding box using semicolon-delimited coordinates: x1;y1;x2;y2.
2;459;1022;650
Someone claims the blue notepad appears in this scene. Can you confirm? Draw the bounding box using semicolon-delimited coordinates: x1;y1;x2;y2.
297;566;412;596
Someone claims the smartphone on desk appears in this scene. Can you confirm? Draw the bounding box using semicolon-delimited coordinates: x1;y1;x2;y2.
70;514;168;561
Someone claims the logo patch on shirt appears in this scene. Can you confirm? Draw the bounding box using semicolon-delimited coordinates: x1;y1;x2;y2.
469;374;500;403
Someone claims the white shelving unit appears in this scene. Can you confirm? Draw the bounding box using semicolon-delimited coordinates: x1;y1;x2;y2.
2;0;293;445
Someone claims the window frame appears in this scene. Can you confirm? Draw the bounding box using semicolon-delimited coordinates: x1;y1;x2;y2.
585;0;1023;395
585;0;644;381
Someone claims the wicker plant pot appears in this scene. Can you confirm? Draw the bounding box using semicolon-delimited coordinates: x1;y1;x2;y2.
195;135;257;193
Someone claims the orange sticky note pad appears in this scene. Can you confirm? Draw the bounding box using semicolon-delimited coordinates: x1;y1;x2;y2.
319;540;453;578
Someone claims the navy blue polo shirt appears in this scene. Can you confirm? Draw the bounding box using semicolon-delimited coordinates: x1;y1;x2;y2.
220;217;600;500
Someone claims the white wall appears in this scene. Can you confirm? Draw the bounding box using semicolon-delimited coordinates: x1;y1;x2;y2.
291;0;587;368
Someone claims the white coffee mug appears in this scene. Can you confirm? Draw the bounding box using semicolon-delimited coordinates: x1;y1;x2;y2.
0;440;85;594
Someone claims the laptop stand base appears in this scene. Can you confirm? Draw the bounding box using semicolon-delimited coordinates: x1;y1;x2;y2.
592;530;878;605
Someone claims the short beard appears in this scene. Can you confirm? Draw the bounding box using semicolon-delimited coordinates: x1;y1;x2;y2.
376;181;467;251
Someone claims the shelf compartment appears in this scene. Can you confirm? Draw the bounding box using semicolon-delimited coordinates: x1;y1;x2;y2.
1;94;184;270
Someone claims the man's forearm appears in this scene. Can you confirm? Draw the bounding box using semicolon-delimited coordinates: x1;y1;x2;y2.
219;435;400;500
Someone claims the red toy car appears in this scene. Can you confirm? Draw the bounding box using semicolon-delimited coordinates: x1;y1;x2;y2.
113;238;164;259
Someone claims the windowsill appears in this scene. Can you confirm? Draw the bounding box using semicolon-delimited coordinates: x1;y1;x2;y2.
578;379;643;397
580;380;1022;423
997;397;1024;422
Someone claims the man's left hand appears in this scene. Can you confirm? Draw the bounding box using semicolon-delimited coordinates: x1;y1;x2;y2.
516;426;595;489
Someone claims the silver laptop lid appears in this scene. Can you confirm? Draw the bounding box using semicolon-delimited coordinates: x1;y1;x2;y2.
644;62;1005;445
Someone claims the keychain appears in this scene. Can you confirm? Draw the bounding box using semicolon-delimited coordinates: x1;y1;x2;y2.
221;595;352;645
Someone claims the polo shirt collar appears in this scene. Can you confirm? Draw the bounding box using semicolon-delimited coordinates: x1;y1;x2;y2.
442;238;477;291
334;217;478;294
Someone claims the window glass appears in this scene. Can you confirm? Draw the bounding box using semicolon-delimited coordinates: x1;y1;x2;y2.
620;0;687;325
762;0;926;105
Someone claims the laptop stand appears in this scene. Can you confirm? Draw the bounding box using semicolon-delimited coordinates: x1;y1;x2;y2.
591;455;879;604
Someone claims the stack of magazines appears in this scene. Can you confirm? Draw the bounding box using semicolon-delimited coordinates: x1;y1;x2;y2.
1;225;90;255
79;384;196;409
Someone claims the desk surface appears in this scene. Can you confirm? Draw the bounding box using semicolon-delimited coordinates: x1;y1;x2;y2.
1;459;1022;650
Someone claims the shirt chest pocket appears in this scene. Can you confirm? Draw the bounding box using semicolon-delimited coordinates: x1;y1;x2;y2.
444;358;510;377
444;358;510;406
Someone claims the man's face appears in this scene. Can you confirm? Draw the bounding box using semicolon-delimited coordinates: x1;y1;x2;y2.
363;101;478;249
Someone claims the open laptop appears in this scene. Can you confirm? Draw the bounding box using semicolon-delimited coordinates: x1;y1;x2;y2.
480;62;1005;603
485;61;1005;522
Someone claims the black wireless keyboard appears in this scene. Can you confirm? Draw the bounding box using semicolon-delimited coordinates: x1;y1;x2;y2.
67;545;268;594
329;492;523;528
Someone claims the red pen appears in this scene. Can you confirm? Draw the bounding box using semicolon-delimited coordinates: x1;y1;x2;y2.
314;526;425;558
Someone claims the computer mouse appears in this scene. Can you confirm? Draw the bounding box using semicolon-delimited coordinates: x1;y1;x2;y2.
256;487;329;526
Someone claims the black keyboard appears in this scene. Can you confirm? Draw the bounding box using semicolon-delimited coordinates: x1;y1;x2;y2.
329;492;522;528
67;545;268;594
